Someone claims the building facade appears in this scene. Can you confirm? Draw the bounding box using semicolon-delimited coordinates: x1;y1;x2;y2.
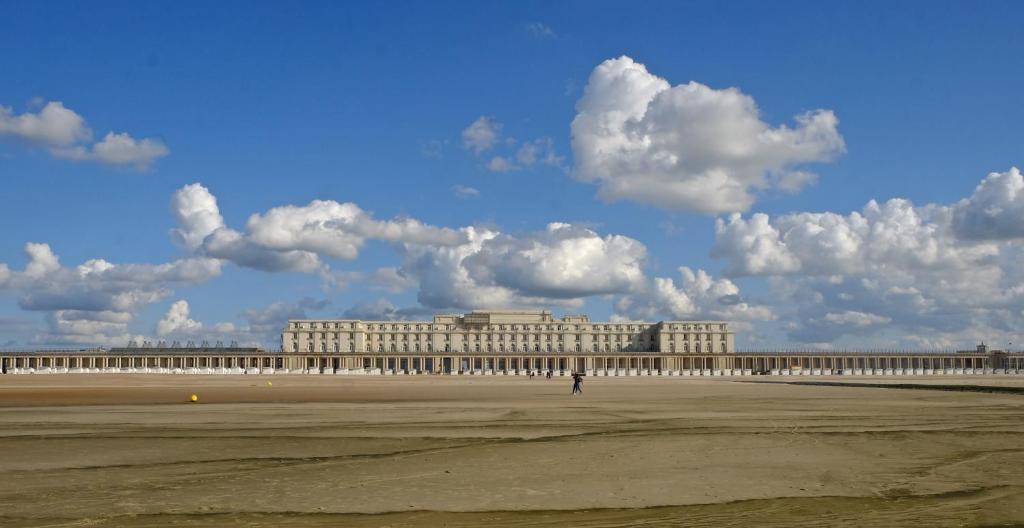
2;309;1022;376
279;309;737;373
282;310;734;356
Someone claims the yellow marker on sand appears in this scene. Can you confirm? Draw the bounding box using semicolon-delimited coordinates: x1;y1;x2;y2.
267;381;273;387
190;394;199;402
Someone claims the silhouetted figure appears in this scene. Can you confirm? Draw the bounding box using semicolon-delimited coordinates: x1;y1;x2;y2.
571;372;583;395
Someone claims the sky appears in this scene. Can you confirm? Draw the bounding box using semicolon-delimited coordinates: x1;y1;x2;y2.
2;1;1023;350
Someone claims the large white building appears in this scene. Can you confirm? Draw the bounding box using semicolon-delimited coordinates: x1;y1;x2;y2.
279;309;734;374
282;309;734;356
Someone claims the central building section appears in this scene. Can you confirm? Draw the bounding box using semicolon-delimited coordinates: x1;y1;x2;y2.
282;309;733;356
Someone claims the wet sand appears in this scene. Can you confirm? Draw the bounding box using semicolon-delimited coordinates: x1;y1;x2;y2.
0;375;1022;527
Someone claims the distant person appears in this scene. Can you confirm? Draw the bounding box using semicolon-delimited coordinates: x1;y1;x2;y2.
546;370;552;379
571;372;583;395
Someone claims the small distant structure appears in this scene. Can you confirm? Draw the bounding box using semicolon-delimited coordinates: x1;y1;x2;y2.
958;342;1001;354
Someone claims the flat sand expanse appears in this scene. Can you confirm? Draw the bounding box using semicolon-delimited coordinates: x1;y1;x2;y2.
1;375;1023;527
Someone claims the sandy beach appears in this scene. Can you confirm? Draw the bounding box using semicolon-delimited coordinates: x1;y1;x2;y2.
1;375;1022;527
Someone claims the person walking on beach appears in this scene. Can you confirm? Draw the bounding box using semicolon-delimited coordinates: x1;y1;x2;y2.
571;372;583;395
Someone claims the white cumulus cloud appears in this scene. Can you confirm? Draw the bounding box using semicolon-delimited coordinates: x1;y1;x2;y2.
461;116;502;153
615;267;773;323
156;300;203;336
170;183;226;251
169;183;466;273
0;100;168;169
53;131;169;169
952;167;1024;240
486;156;516;172
452;184;480;198
462;222;647;299
823;310;891;327
711;168;1024;343
571;56;845;213
0;101;90;146
398;223;648;310
0;243;222;346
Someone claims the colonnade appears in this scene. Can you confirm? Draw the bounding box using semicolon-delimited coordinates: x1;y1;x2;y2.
732;354;997;373
0;354;283;374
3;352;1021;376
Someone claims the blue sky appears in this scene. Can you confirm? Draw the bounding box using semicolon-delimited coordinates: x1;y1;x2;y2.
2;1;1023;350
